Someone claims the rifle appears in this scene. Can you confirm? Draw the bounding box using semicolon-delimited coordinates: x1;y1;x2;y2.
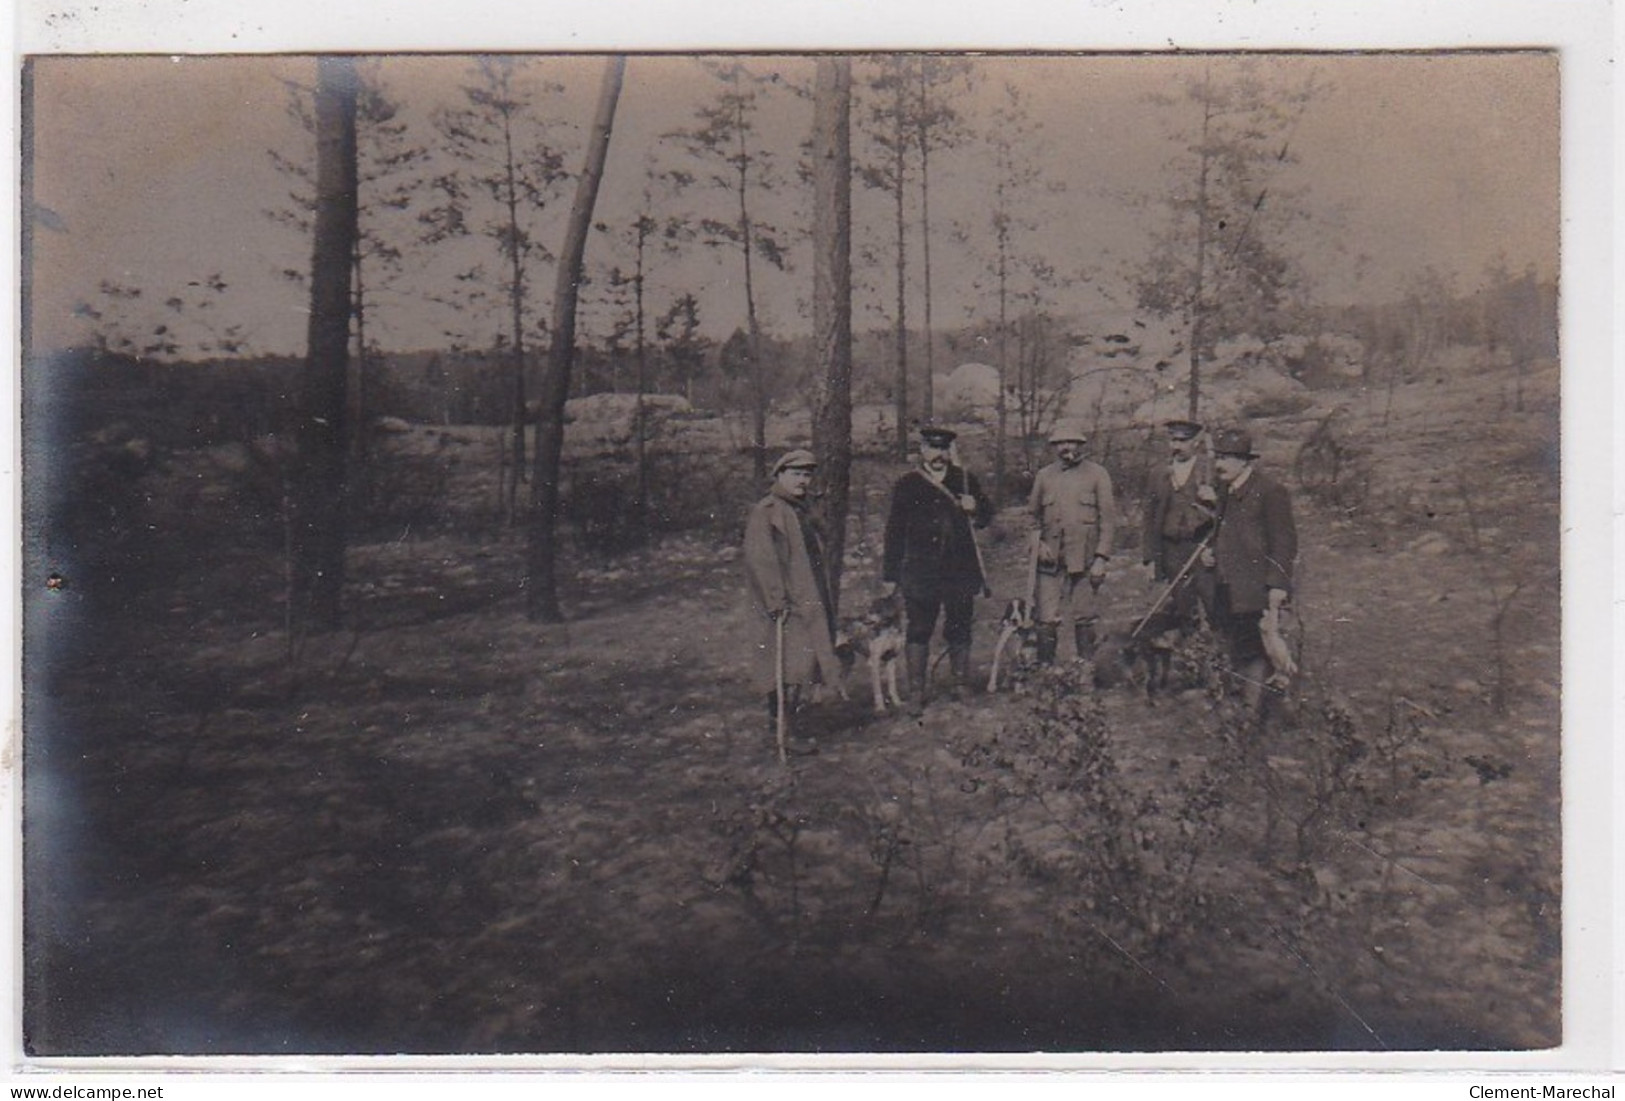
1130;534;1212;640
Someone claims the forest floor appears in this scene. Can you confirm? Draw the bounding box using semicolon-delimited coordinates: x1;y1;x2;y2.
23;359;1562;1056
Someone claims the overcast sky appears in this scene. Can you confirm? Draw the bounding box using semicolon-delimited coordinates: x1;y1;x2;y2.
25;50;1558;357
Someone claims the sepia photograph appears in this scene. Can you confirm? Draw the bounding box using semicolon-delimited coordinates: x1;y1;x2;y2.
16;37;1584;1061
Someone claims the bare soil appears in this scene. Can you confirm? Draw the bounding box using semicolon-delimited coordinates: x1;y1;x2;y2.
23;358;1560;1055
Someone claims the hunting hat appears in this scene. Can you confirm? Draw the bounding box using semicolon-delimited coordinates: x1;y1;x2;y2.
918;424;957;447
1048;419;1088;444
1211;427;1259;459
771;448;818;476
1163;419;1205;440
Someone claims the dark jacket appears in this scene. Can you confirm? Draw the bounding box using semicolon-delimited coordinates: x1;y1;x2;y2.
1143;453;1216;573
882;465;994;598
1212;467;1297;613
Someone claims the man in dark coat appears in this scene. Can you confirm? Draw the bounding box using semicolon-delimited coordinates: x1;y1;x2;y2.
1206;427;1299;718
881;425;994;713
1141;419;1217;636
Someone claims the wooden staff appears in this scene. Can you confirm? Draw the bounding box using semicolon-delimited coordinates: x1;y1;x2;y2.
1130;534;1211;640
774;612;789;765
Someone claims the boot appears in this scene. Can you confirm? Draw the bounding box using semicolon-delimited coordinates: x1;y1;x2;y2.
1035;625;1059;665
948;643;973;700
905;643;930;717
1074;619;1098;662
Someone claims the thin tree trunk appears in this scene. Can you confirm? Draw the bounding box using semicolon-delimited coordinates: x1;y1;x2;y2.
892;72;909;459
1187;76;1214;421
811;57;854;610
634;221;649;537
916;62;936;424
528;56;625;622
503;105;528;521
292;55;360;633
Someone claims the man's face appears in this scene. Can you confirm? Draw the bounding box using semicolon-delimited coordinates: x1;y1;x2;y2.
1052;440;1084;466
1169;433;1201;461
920;440;951;471
776;466;815;498
1214;454;1248;483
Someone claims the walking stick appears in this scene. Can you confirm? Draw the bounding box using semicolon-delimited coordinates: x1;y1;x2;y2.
1130;534;1211;640
774;611;789;765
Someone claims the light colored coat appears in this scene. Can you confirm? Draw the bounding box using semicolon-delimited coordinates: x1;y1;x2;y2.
742;488;841;694
1030;459;1117;574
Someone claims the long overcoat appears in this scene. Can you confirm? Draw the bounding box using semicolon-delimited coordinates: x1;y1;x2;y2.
742;488;842;694
881;465;994;599
1212;468;1298;613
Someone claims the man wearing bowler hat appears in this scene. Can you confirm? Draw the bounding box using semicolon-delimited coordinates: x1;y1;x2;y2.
1205;427;1299;719
1141;419;1218;634
743;449;841;746
1029;419;1118;663
881;424;994;714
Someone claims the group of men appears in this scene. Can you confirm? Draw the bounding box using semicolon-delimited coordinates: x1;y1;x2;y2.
742;414;1298;743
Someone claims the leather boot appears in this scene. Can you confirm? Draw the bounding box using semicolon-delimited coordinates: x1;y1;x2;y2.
1075;619;1098;662
1035;625;1059;665
948;643;973;700
905;643;930;716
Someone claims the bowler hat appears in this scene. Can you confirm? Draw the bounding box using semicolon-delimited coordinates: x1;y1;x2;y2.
1163;419;1204;440
1048;420;1088;444
918;424;957;447
771;448;818;476
1211;427;1258;459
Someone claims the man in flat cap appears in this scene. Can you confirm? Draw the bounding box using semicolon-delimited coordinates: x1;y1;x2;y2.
1206;427;1299;720
1141;419;1218;638
1029;419;1118;662
881;424;994;713
743;449;841;745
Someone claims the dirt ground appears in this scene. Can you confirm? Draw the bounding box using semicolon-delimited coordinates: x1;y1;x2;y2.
23;357;1561;1055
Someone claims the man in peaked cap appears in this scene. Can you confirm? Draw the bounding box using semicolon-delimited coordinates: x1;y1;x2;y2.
1028;419;1118;663
743;449;841;749
1206;427;1299;722
1141;418;1218;637
881;424;994;714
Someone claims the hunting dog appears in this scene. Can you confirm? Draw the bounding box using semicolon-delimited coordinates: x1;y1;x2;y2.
836;591;907;712
1093;624;1179;702
986;596;1040;693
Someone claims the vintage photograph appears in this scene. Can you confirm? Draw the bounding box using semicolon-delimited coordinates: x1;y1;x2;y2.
20;50;1562;1055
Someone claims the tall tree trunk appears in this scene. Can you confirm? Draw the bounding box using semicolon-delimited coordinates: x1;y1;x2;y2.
892;72;909;458
734;96;768;483
917;65;936;425
292;56;359;633
994;215;1009;505
503;110;531;522
811;57;854;611
1187;76;1214;421
634;221;650;537
528;56;625;622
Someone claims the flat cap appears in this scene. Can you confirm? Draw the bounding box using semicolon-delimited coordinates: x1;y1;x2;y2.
771;448;818;476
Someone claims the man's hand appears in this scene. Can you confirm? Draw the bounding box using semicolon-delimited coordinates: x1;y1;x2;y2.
1267;587;1288;612
1036;541;1058;569
1199;547;1216;568
878;580;899;599
1087;556;1108;585
959;494;978;513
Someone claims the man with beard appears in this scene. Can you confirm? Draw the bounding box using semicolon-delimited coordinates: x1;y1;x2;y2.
1141;418;1218;637
881;425;994;714
743;449;841;751
1029;420;1118;663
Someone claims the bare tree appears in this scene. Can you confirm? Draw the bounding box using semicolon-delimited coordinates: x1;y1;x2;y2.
666;59;794;481
528;56;626;623
290;56;360;632
913;57;974;425
810;56;855;609
1134;63;1326;418
858;56;916;458
423;57;571;519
